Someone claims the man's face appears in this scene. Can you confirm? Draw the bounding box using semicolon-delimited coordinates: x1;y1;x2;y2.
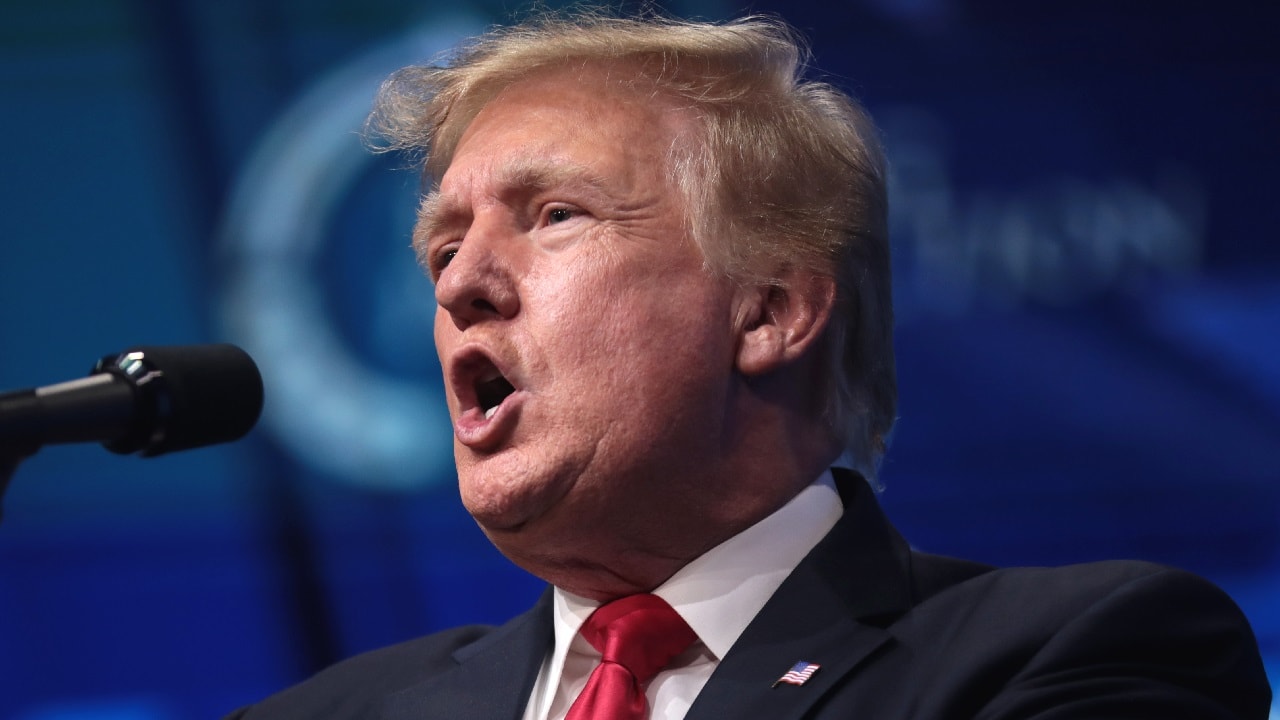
420;68;743;588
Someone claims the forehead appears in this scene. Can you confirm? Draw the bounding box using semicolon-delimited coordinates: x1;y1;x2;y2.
439;63;696;185
415;65;703;255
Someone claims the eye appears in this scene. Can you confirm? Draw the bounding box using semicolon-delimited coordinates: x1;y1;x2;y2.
546;206;576;225
430;247;458;279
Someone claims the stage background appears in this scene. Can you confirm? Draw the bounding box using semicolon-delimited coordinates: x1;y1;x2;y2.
1;1;1276;717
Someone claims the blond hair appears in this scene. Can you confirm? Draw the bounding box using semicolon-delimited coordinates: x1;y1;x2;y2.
369;12;896;480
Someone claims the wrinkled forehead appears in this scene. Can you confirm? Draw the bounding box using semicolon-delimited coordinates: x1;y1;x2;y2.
427;59;700;181
415;63;705;251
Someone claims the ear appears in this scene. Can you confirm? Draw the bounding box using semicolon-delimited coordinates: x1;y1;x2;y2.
734;272;836;376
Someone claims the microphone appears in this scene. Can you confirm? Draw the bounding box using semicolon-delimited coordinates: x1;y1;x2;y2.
0;344;264;457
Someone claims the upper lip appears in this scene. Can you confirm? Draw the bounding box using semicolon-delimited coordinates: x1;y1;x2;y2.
448;344;520;415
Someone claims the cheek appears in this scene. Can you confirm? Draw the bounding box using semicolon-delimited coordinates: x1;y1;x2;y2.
433;308;462;415
595;290;733;397
533;272;631;365
535;253;733;405
433;307;452;356
538;270;595;323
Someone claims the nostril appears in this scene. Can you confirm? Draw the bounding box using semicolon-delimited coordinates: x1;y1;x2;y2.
471;298;500;315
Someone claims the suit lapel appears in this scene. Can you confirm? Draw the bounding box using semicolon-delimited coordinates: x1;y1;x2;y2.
685;472;914;720
379;473;912;720
381;589;554;720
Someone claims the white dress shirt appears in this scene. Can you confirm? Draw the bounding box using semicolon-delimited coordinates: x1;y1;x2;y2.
520;471;844;720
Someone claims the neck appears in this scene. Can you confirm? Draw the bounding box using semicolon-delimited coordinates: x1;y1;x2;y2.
545;399;839;602
486;364;841;602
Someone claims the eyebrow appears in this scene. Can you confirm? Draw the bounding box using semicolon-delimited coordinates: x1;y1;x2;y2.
413;157;615;250
412;192;445;267
501;157;614;197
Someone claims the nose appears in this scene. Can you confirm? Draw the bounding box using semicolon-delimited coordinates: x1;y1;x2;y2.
434;222;520;330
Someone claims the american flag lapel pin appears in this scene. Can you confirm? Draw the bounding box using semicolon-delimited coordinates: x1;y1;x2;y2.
773;660;821;687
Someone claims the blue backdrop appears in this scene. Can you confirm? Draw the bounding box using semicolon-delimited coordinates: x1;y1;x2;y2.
1;1;1276;717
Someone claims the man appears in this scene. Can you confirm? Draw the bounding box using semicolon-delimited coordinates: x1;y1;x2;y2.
230;12;1270;719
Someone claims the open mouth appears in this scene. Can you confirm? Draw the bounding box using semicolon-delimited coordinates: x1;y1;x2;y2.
450;348;522;435
476;370;516;419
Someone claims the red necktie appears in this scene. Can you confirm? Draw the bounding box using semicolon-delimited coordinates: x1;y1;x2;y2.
564;594;697;720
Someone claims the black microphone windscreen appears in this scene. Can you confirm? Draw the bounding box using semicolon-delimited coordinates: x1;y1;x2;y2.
103;344;264;456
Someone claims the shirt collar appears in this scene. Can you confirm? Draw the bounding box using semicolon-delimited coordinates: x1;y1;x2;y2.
548;470;844;662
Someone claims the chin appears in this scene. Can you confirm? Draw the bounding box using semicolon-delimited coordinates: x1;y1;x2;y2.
457;467;565;534
459;486;536;532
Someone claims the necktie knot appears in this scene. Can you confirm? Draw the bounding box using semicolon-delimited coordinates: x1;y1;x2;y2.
565;594;697;720
580;594;697;683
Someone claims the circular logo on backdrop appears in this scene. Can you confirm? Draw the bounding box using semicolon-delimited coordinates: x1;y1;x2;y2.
216;19;484;490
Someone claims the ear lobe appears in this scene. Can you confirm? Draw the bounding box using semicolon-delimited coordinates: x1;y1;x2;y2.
734;273;836;376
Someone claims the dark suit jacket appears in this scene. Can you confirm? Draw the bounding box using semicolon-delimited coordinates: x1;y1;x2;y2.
229;472;1271;719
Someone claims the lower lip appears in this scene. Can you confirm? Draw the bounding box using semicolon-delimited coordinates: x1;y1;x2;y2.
455;391;526;450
